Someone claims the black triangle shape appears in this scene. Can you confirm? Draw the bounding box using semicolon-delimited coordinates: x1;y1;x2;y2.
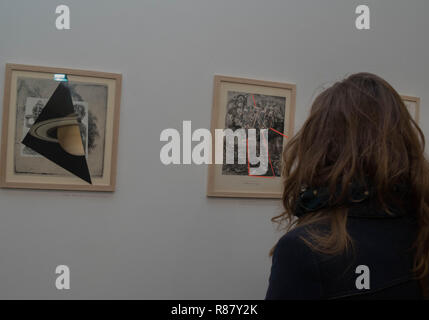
22;82;92;184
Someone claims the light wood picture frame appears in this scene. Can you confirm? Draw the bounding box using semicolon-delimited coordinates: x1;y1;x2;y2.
0;63;122;191
402;95;420;123
207;75;296;199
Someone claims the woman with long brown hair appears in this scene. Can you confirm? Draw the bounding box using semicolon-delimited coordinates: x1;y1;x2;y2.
265;73;429;299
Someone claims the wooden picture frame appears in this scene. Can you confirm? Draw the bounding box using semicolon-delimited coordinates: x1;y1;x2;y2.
0;63;122;191
402;95;420;123
207;75;296;199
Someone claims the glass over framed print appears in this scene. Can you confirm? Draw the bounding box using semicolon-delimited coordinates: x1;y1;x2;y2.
207;75;296;198
0;64;122;191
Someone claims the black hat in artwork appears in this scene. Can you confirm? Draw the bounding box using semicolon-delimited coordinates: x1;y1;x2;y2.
22;82;92;184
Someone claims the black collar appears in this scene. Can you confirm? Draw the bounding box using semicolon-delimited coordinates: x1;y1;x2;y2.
295;182;411;219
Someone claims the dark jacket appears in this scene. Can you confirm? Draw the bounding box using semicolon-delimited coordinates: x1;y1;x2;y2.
265;184;425;300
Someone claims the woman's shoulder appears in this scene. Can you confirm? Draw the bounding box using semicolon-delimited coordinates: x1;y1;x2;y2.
273;223;326;262
275;222;327;250
267;224;325;299
275;226;308;247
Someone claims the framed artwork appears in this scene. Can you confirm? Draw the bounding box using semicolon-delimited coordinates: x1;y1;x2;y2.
207;75;296;198
0;63;122;191
402;95;420;123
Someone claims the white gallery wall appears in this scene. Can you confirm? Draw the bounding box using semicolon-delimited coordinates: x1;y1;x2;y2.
0;0;427;299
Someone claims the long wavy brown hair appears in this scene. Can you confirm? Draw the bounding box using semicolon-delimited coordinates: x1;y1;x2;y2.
271;72;429;279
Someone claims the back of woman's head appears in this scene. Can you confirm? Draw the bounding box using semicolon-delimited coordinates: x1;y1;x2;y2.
273;72;429;277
